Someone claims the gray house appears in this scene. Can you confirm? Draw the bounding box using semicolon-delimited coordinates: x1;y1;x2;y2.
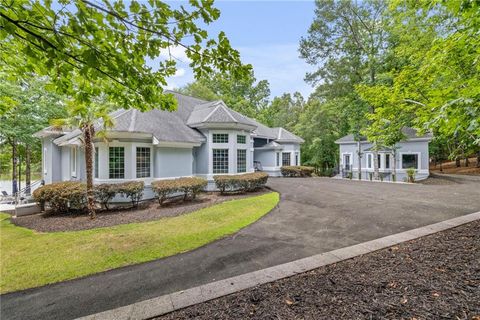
335;128;432;181
34;92;303;195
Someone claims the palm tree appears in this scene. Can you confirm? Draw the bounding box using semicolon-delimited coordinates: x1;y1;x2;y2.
52;100;113;219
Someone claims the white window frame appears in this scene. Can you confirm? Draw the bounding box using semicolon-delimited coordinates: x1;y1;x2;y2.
136;146;151;178
212;133;229;144
385;153;391;169
237;134;246;144
236;149;247;173
366;153;373;170
212;148;229;174
399;152;421;170
109;146;126;179
43;147;47;175
71;146;77;177
341;152;353;167
94;147;99;178
282;152;291;166
276;152;280;167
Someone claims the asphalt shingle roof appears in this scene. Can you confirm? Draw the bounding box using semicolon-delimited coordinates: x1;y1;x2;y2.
48;91;304;145
335;127;433;144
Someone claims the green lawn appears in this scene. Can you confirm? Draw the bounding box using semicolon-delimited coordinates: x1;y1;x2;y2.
0;192;279;293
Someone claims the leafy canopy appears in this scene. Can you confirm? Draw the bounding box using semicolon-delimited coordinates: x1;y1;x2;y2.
0;0;251;112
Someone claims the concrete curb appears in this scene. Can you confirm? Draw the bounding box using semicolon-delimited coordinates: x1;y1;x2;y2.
77;211;480;320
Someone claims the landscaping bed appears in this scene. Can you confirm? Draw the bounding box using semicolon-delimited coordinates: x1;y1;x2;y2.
13;189;270;232
159;220;480;320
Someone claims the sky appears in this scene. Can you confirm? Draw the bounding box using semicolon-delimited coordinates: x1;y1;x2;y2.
165;1;317;98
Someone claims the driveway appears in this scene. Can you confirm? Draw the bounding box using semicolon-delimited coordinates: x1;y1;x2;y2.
2;175;479;320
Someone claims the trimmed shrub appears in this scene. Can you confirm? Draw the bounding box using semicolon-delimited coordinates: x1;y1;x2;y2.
406;168;416;183
280;166;314;177
151;177;207;205
94;184;117;210
33;181;87;214
213;172;269;194
116;181;144;207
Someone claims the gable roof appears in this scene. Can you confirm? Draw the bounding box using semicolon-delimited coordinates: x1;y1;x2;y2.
38;91;303;146
335;127;433;144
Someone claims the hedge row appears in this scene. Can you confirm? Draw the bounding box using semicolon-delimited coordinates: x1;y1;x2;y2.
151;177;207;205
280;166;314;177
213;172;268;194
33;181;145;214
33;181;86;213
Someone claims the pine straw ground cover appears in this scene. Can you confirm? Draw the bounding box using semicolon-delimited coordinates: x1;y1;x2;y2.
159;220;480;320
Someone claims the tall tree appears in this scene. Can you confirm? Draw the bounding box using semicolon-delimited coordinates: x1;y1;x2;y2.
180;70;270;120
0;75;66;195
300;0;390;180
1;0;250;218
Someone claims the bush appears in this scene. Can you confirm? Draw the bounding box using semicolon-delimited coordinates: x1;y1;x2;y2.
94;184;117;210
33;181;87;214
280;166;314;177
151;177;207;205
213;172;268;194
116;181;144;207
406;167;416;183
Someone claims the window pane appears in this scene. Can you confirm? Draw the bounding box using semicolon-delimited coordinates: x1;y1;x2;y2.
276;152;280;167
109;147;125;179
402;154;418;169
385;154;390;169
212;133;228;143
237;149;246;173
94;147;99;178
136;147;151;178
282;152;290;166
237;135;246;144
213;149;229;173
367;154;372;168
295;152;299;166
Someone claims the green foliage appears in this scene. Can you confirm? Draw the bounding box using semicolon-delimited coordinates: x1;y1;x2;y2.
0;192;279;293
280;166;314;177
406;168;416;183
180;70;270;120
0;0;251;111
33;181;87;214
116;181;145;207
213;172;268;194
94;184;117;210
151;177;208;205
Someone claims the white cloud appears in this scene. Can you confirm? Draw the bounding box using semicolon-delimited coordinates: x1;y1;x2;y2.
172;68;186;78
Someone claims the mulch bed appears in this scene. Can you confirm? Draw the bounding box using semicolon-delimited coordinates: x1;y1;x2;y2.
12;190;270;232
159;220;480;320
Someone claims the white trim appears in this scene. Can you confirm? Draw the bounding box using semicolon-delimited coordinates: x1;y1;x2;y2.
341;152;353;166
154;141;200;148
71;146;77;178
399;152;421;170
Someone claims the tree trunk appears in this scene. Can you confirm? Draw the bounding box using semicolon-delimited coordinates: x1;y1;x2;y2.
455;157;461;167
11;138;18;195
392;152;397;182
83;124;96;219
477;151;480;168
25;145;31;195
465;156;469;167
373;149;379;180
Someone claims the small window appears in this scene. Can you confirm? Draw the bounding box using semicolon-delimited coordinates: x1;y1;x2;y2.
282;152;291;166
136;147;151;178
237;135;246;144
385;154;390;169
213;133;228;143
237;149;246;173
94;147;99;178
295;152;299;166
377;154;382;169
402;154;419;169
367;154;373;169
213;149;229;174
109;147;125;179
276;152;280;167
71;147;77;177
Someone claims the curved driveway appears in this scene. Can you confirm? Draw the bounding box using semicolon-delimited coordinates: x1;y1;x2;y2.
2;176;479;320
